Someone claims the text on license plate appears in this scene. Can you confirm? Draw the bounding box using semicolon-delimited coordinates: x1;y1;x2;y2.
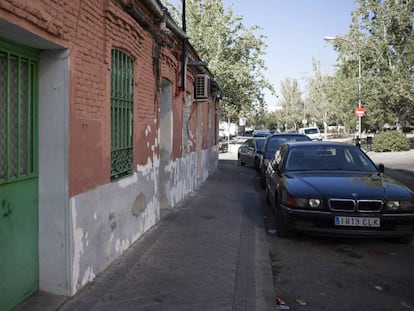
335;216;380;227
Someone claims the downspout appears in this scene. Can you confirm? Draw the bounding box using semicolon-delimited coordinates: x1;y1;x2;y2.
140;0;187;39
180;0;187;91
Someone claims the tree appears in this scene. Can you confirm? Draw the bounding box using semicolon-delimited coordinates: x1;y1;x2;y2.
279;78;303;131
164;0;274;123
326;0;414;131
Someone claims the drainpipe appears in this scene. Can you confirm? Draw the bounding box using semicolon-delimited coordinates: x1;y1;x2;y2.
140;0;187;39
180;0;187;90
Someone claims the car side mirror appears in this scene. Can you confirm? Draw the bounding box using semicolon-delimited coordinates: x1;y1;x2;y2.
378;163;385;173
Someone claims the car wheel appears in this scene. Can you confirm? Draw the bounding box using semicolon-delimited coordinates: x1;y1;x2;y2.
276;199;292;238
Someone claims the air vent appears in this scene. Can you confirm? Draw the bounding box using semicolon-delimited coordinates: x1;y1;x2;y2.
195;74;210;99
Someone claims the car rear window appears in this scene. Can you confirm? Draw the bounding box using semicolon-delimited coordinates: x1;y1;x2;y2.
267;136;310;152
304;128;319;134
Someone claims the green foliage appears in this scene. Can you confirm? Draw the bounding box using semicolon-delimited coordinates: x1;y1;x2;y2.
279;78;303;130
309;0;414;133
164;0;274;123
372;131;411;152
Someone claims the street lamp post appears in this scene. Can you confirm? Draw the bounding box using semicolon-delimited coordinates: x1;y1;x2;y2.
324;36;362;140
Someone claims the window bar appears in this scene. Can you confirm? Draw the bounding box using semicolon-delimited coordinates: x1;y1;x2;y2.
118;54;124;149
10;56;18;179
111;51;115;150
117;51;121;151
128;59;134;147
5;52;10;181
26;60;31;176
113;51;117;151
121;51;125;150
32;60;39;175
0;53;5;182
16;55;21;179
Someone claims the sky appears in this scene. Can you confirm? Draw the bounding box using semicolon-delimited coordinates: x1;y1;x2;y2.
167;0;358;110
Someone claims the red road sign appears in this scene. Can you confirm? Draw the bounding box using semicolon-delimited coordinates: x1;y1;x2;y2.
355;107;366;117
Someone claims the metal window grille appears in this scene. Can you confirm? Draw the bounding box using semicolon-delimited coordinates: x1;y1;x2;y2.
111;49;134;180
0;41;38;184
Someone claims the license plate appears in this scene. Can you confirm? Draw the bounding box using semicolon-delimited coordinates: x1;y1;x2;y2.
335;216;380;227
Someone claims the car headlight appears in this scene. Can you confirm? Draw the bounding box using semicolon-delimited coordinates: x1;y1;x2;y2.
284;194;323;209
385;200;414;212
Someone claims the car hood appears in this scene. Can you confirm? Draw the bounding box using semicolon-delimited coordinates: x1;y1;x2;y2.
284;171;414;200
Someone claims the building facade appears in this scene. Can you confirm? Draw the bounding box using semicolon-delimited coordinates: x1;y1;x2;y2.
0;0;220;309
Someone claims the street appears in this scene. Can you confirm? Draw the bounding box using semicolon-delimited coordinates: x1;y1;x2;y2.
265;227;414;311
220;145;414;311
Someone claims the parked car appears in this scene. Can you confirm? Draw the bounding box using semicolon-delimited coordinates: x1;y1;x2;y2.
258;133;311;188
237;137;266;171
253;129;271;137
228;136;250;153
298;126;322;141
264;141;414;243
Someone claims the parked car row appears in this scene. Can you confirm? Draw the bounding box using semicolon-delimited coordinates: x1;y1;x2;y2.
237;134;414;244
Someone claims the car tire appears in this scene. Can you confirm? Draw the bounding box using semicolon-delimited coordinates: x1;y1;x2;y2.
276;200;292;238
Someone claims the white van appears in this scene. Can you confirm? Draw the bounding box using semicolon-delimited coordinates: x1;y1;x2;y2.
298;127;322;141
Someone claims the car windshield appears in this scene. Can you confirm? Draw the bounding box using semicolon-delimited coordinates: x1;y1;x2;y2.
266;136;310;153
256;139;265;150
284;145;378;172
304;128;319;134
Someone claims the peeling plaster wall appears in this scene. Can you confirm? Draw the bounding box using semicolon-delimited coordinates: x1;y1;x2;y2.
69;158;160;294
68;147;218;295
168;147;218;208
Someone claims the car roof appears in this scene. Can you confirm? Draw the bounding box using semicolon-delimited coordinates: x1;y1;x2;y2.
300;126;318;130
266;133;310;139
285;141;355;148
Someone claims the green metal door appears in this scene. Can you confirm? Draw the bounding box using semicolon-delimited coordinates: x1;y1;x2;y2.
0;40;39;311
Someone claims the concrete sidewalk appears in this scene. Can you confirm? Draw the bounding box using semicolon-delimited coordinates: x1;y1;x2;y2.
19;160;276;311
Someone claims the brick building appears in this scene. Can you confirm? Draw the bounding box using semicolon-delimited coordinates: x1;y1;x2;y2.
0;0;221;309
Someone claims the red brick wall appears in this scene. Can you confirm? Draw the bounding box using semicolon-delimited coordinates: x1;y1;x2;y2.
0;0;217;197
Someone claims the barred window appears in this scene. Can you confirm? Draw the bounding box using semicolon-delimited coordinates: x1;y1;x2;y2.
111;49;134;180
0;42;39;184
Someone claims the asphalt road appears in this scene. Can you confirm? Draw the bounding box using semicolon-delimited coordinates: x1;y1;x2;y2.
220;144;414;311
262;150;414;311
264;227;414;311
